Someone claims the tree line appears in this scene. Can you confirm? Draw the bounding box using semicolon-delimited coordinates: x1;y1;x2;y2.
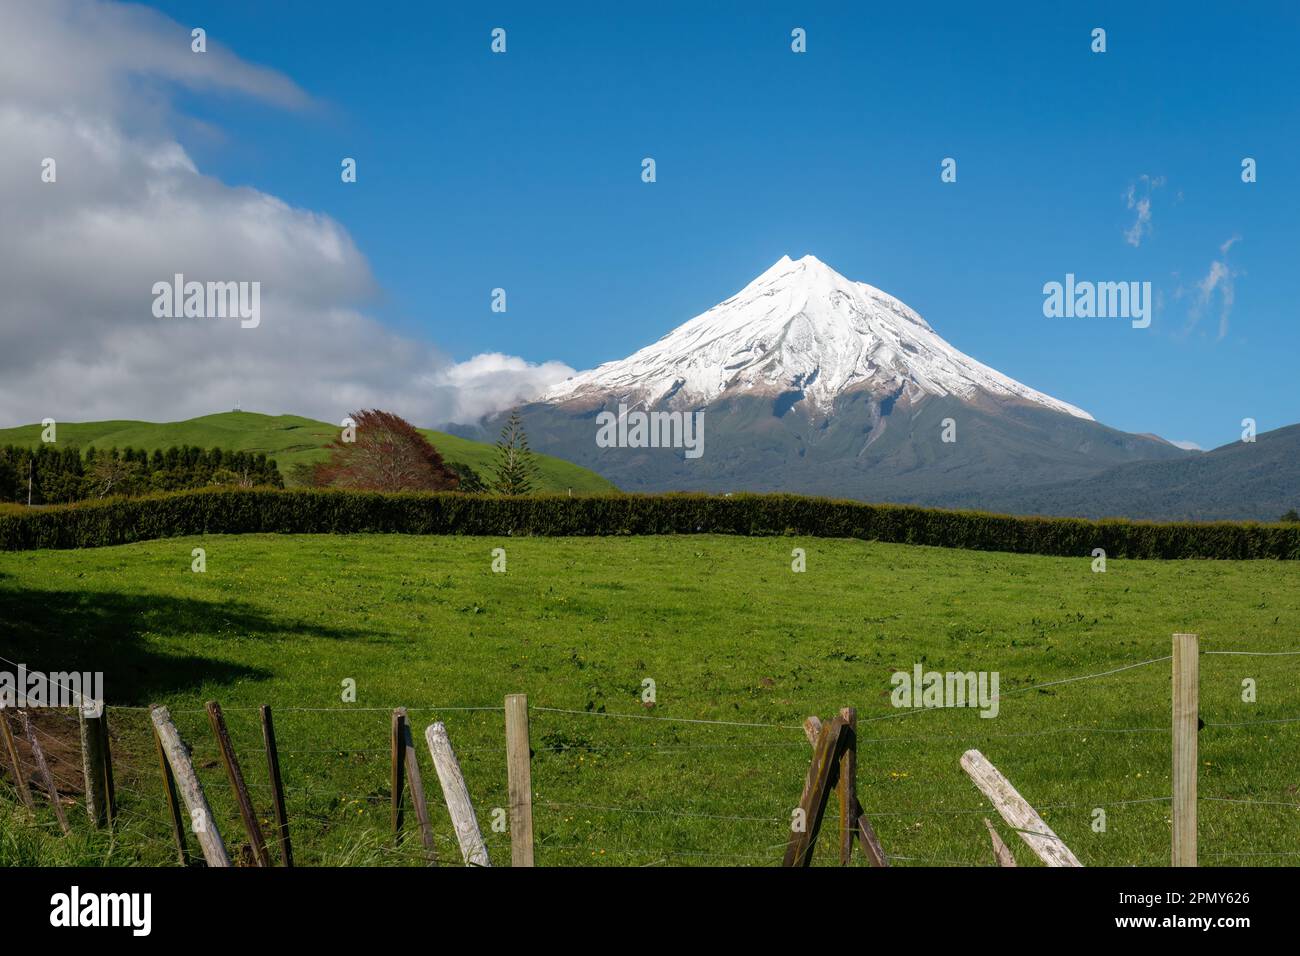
0;409;543;505
0;444;283;505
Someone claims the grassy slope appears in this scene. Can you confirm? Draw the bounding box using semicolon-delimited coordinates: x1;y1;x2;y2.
0;412;617;494
2;534;1298;867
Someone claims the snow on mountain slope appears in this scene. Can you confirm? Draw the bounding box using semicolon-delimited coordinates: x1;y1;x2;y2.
541;254;1093;421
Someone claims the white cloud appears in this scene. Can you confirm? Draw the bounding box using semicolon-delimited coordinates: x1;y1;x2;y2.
1123;196;1151;246
421;354;578;425
1189;237;1241;340
1123;174;1165;247
0;0;570;428
1169;439;1202;451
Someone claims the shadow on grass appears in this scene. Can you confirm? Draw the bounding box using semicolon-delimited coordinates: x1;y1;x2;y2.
0;583;368;704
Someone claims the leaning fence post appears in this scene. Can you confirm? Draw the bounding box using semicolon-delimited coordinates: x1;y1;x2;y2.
855;810;890;867
207;700;270;867
402;709;439;865
79;707;108;827
19;710;70;835
798;715;822;808
802;716;822;747
0;710;35;810
153;717;192;866
960;749;1081;867
151;705;231;867
783;715;846;867
1172;633;1199;867
260;705;293;867
504;694;535;867
425;721;491;867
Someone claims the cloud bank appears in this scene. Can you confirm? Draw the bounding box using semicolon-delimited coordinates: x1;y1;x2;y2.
0;0;572;428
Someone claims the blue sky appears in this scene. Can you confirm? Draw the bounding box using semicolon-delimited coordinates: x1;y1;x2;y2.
145;0;1298;448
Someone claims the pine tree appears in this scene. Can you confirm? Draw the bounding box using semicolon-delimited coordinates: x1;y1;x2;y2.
491;410;538;496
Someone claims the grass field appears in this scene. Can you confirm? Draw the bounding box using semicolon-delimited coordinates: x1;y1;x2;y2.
2;533;1299;867
0;411;618;494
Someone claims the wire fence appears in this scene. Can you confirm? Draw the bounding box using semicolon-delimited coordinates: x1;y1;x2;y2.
2;642;1298;867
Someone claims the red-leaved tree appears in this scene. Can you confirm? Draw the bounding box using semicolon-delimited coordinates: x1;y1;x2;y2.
312;409;460;492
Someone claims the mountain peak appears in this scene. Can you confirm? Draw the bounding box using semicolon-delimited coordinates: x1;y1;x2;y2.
541;256;1093;422
756;252;830;278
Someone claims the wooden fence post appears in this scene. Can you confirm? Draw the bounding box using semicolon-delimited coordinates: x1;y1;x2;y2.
804;712;886;867
505;694;535;867
798;715;822;808
79;708;108;827
98;706;116;824
19;710;70;835
152;705;231;867
390;708;437;863
402;709;438;865
152;718;192;866
260;705;293;867
425;721;491;867
855;811;890;867
1172;632;1199;867
0;710;34;810
802;716;822;747
206;701;270;867
838;706;857;866
391;708;406;839
960;749;1081;867
783;715;846;867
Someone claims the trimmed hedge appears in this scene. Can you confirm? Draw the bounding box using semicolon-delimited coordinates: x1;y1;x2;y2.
1;488;1298;560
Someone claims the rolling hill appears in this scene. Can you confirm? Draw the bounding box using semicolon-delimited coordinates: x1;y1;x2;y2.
0;411;618;494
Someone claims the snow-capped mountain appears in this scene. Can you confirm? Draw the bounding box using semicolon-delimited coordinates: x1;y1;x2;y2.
542;254;1092;422
464;254;1192;510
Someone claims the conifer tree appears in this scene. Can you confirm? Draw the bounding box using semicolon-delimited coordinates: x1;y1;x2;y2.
491;410;538;496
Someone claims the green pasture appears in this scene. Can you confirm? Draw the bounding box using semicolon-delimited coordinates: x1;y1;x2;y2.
1;534;1297;866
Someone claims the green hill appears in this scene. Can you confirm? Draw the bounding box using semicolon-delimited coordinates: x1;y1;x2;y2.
0;411;617;494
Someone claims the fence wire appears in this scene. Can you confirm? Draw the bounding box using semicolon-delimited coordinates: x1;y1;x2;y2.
3;642;1299;867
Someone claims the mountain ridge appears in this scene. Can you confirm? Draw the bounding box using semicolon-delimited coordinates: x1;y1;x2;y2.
931;423;1300;522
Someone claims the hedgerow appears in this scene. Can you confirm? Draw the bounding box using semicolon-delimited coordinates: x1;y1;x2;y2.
1;488;1297;559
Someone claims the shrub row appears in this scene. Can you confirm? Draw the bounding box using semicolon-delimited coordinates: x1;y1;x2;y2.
1;487;1297;560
